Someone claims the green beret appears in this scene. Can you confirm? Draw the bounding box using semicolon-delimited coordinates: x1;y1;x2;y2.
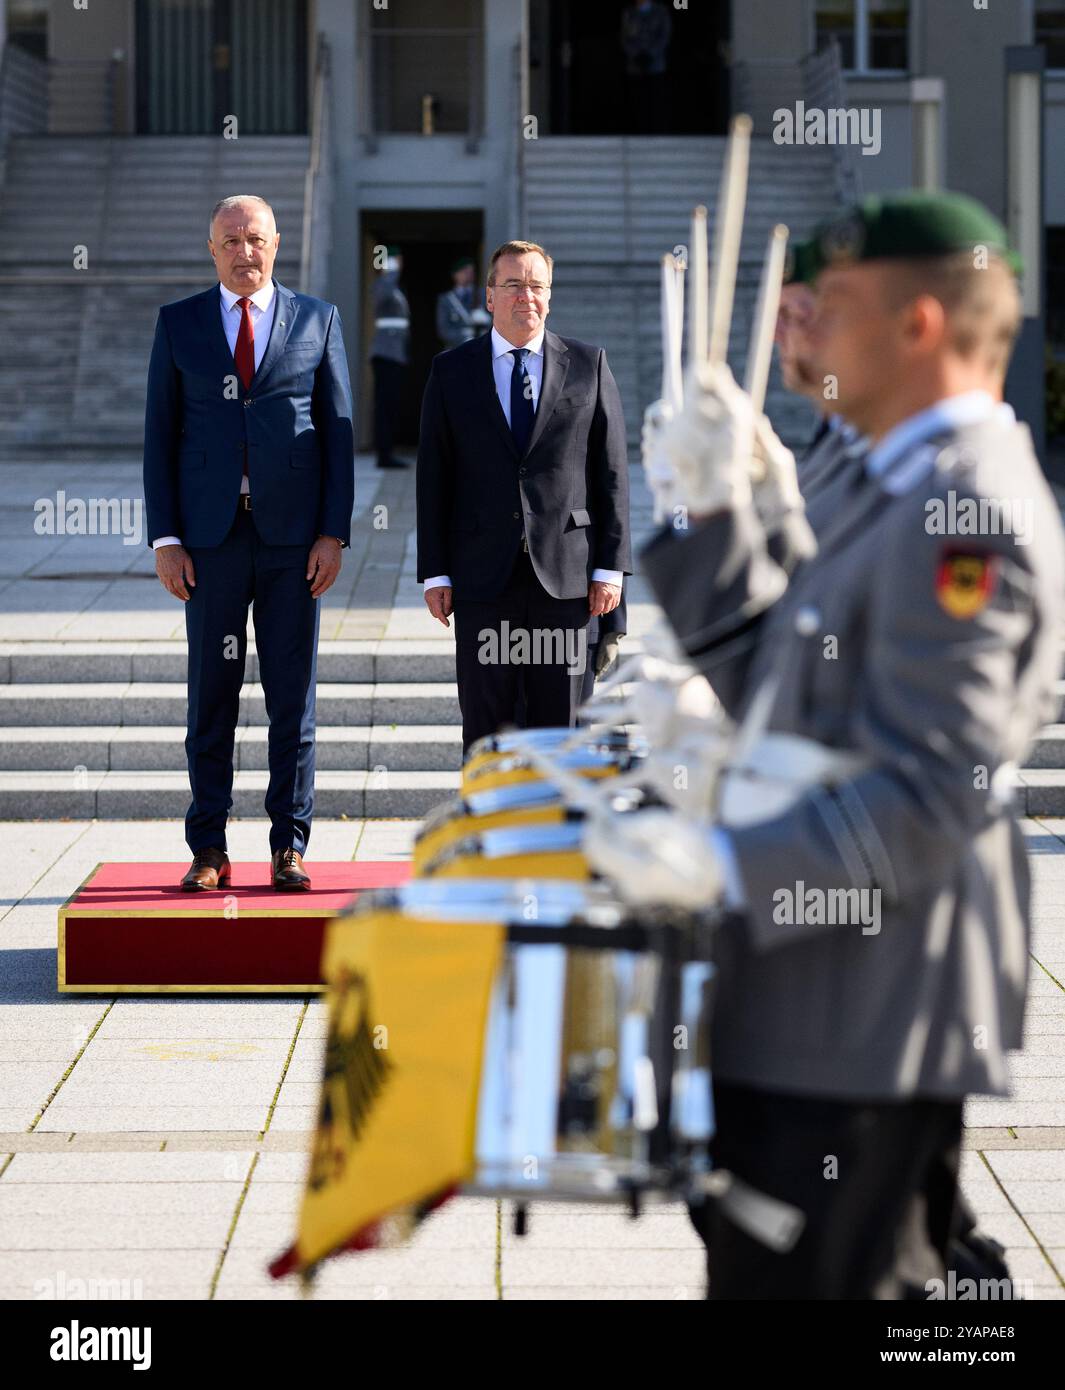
451;255;475;273
810;191;1022;277
783;239;818;287
386;245;401;258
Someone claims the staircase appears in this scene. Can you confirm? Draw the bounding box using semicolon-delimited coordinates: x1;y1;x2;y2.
1;637;1064;820
0;639;464;818
0;134;310;451
524;136;841;446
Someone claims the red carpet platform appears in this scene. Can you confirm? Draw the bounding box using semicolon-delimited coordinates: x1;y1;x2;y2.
57;861;412;994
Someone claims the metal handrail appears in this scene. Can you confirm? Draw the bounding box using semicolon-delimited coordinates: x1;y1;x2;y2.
800;38;862;203
299;35;330;294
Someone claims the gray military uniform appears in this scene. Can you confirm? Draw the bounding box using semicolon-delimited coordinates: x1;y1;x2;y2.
369;271;410;365
436;287;478;350
643;407;1065;1102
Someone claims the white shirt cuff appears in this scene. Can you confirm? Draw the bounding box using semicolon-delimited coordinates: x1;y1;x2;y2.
153;536;182;549
711;827;746;908
591;568;623;585
423;575;452;591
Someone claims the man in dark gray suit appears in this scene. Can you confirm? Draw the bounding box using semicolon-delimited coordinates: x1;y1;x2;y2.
589;193;1065;1297
417;239;631;752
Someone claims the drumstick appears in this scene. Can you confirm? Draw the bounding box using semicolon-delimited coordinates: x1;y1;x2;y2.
664;254;684;412
660;253;674;402
744;224;789;416
687;207;708;367
707;113;752;369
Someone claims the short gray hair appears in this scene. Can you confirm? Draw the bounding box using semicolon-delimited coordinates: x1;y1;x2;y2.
209;195;276;237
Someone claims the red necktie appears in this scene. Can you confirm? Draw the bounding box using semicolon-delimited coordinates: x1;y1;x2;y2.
235;297;254;479
235;297;255;388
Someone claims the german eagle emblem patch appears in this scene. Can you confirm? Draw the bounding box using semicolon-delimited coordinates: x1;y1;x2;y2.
935;549;999;619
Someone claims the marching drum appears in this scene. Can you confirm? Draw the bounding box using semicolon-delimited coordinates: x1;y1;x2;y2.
413;736;647;876
420;822;591;881
340;878;716;1206
461;727;645;795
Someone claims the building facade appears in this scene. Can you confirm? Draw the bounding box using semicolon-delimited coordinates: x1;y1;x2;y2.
1;0;1060;452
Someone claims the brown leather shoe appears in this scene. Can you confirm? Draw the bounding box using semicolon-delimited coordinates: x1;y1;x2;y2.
180;847;231;892
271;848;311;891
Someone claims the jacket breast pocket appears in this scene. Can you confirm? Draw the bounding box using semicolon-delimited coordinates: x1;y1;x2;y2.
283;344;319;393
555;393;594;412
179;449;205;471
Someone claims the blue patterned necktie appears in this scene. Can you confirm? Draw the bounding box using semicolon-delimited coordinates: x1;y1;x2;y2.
509;347;535;455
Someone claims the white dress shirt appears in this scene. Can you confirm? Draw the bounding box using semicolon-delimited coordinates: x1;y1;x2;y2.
423;326;624;592
152;281;278;550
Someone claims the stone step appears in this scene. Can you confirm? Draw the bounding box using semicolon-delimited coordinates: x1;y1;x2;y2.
0;724;463;773
0;681;462;727
0;641;456;685
1015;769;1065;816
1025;724;1065;770
0;766;1056;822
0;769;459;820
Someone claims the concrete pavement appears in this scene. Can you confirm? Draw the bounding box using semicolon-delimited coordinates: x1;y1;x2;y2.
0;457;1062;1299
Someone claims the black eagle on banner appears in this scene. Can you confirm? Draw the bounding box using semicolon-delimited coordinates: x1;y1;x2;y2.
309;970;394;1191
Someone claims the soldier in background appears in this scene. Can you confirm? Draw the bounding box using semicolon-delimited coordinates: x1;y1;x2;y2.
370;247;410;470
620;0;672;134
436;256;491;350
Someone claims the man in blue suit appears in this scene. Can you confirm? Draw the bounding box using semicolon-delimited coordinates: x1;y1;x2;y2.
143;195;354;892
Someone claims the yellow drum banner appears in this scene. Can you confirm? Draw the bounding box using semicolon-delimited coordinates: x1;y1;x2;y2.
284;908;504;1273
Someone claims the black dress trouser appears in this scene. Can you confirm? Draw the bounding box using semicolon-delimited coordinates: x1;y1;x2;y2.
689;1080;965;1300
452;549;591;755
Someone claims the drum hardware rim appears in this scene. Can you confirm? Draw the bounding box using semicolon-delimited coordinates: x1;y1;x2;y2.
346;884;722;939
463;749;632;784
466;726;643;761
464;780;646;818
413;798;588;850
420;821;587;874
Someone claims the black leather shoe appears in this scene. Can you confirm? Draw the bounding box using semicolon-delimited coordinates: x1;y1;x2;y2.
180;847;231;891
375;456;410;469
271;848;311;891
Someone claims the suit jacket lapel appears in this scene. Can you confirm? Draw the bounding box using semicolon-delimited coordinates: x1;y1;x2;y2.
524;330;569;459
251;280;297;388
197;286;241;385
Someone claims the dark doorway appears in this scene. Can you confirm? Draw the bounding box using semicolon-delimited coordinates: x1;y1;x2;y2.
135;0;308;134
540;0;730;136
359;209;486;452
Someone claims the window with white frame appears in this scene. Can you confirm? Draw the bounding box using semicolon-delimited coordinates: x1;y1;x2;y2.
815;0;910;74
1035;2;1065;70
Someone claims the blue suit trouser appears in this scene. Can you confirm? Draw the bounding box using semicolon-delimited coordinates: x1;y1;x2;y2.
184;505;319;855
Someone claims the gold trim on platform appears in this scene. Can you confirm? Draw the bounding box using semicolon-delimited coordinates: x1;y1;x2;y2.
60;908;339;918
57;982;326;995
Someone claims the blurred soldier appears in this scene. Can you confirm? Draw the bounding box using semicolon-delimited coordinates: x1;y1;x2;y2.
370;247;410;470
588;192;1065;1298
777;246;866;498
621;0;672;133
436;256;491;349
